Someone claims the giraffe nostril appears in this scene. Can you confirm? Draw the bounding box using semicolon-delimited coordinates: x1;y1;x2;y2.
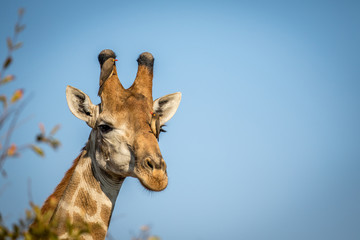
145;158;154;170
144;157;167;171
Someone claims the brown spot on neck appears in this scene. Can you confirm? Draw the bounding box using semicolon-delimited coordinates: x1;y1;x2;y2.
75;187;98;217
100;204;112;227
89;223;107;239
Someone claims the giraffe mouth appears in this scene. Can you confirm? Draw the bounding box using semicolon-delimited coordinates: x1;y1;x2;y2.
135;168;168;192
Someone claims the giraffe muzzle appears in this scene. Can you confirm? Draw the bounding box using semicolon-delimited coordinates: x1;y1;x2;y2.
144;157;166;172
136;156;168;192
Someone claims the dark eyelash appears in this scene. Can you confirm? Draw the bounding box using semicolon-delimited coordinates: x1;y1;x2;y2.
98;124;113;134
160;125;166;133
148;124;167;141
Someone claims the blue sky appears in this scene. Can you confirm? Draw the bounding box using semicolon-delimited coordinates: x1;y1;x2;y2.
1;0;360;239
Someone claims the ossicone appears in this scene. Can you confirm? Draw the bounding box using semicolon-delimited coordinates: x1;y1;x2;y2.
137;52;154;70
98;49;117;67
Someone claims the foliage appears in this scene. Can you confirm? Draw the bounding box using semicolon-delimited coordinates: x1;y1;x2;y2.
0;202;89;240
0;203;160;240
0;8;61;177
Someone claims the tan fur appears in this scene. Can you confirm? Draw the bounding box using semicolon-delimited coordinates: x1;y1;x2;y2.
129;65;154;107
38;52;179;239
82;169;102;194
44;152;113;239
56;211;70;236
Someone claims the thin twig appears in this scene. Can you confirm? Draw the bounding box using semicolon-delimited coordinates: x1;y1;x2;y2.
0;8;24;75
0;108;14;131
0;107;34;142
0;99;29;173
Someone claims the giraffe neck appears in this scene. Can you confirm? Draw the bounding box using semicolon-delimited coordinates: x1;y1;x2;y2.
50;150;124;239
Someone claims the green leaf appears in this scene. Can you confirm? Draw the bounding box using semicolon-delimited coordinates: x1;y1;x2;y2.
30;145;44;157
148;236;161;240
50;139;61;149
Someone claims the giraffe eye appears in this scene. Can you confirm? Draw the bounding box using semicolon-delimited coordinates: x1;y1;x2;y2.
98;124;112;134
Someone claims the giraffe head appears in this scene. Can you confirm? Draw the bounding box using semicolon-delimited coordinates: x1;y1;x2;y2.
65;50;181;191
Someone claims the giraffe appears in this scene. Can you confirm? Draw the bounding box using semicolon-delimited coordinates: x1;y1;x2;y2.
38;50;181;239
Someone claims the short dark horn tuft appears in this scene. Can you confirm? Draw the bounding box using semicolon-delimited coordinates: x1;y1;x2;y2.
137;52;154;70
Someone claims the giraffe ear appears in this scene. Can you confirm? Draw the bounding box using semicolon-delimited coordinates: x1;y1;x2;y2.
66;85;99;128
153;92;182;126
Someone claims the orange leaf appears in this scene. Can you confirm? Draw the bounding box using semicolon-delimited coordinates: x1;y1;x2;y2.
0;75;15;85
11;89;23;103
7;144;17;156
18;8;25;16
38;123;45;135
140;225;150;232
